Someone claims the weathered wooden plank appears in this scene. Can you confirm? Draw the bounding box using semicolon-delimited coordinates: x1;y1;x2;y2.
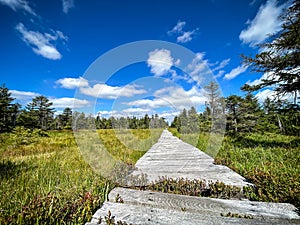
87;187;300;225
86;130;300;225
131;130;252;187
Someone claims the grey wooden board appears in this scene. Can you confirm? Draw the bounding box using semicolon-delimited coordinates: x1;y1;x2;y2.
86;130;300;225
87;187;300;225
131;130;252;187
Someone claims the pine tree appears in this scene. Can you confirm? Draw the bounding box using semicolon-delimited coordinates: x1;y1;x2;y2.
25;96;55;130
242;1;300;103
203;81;221;118
0;84;20;132
188;106;199;133
225;95;243;133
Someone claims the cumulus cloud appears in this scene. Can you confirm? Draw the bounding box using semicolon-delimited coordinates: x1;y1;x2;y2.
160;111;180;121
185;54;231;82
126;86;206;111
56;77;89;89
80;83;146;99
255;88;297;103
223;65;248;80
247;71;280;86
62;0;74;14
122;108;151;114
15;23;67;60
51;97;89;109
10;89;39;101
255;89;275;102
0;0;36;15
185;53;211;84
98;110;118;116
10;89;89;109
147;49;178;76
97;108;152;119
239;0;286;46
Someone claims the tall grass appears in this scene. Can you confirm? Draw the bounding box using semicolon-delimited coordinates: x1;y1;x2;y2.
98;129;163;165
215;133;300;208
168;128;300;208
0;128;162;224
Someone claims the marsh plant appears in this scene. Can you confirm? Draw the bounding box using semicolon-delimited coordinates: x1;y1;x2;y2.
0;128;161;224
136;177;256;200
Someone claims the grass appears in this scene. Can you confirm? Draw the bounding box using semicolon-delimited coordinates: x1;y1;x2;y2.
97;128;163;165
168;128;300;209
2;127;299;223
0;127;163;224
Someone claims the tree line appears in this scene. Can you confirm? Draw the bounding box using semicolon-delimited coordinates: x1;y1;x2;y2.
0;84;167;132
171;81;299;136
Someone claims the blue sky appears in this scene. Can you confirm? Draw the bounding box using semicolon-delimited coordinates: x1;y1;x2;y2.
0;0;291;121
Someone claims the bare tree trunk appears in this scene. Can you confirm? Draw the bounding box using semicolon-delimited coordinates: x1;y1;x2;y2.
277;114;284;134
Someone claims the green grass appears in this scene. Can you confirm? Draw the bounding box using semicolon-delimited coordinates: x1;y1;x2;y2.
2;127;298;223
97;128;163;165
215;133;300;208
0;128;163;224
168;128;300;209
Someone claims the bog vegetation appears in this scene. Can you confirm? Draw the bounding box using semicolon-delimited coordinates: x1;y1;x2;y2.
0;128;164;224
0;1;299;224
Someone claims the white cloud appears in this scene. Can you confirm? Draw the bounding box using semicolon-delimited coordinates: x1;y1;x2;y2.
80;83;146;99
0;0;36;15
122;108;151;114
10;90;39;101
223;65;248;80
177;31;195;43
51;97;90;109
255;88;298;104
168;21;186;34
147;49;177;76
98;110;118;116
10;90;89;109
255;89;275;102
168;20;198;43
15;23;67;60
97;109;151;119
186;54;231;82
160;111;179;120
239;0;286;46
186;53;210;84
62;0;74;14
214;70;226;78
56;77;89;89
247;71;279;86
212;58;231;71
127;86;206;111
127;98;166;109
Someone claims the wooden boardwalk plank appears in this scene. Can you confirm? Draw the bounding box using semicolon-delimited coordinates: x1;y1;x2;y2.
87;188;300;225
86;130;300;225
131;130;252;187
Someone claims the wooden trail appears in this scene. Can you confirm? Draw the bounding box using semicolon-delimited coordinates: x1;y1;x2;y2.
86;130;300;225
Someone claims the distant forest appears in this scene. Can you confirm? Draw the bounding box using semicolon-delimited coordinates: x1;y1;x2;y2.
0;81;299;136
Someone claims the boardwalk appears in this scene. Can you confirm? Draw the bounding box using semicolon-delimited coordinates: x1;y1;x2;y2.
86;130;300;225
131;130;251;187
